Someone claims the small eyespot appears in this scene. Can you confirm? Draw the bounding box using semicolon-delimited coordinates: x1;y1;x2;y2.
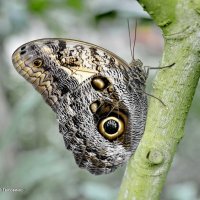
20;50;26;55
96;66;102;72
33;58;43;67
90;100;101;113
91;76;110;91
107;85;114;93
20;46;26;50
98;116;125;140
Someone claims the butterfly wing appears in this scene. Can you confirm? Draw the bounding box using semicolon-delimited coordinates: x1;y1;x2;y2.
12;38;147;175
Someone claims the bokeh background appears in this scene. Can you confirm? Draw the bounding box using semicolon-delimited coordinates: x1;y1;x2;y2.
0;0;200;199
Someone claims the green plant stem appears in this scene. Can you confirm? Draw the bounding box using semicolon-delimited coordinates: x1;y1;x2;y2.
118;0;200;199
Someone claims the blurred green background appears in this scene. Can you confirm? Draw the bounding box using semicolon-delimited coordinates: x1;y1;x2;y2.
0;0;200;199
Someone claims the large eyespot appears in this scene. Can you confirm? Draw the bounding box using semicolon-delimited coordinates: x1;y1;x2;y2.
91;76;110;91
98;116;125;140
33;58;43;67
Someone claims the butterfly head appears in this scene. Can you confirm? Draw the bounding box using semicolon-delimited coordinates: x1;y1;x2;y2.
130;59;143;67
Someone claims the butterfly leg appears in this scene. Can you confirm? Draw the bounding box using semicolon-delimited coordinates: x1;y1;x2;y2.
144;62;175;77
142;91;166;106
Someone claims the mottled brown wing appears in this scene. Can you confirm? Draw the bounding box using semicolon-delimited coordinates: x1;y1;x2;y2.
12;38;147;175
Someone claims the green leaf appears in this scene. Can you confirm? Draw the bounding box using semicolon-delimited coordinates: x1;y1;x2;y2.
66;0;84;11
28;0;51;13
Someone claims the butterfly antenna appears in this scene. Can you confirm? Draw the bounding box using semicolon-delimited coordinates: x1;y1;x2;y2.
132;20;137;60
127;19;134;60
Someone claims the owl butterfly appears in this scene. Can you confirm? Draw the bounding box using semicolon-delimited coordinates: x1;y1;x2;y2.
12;39;148;175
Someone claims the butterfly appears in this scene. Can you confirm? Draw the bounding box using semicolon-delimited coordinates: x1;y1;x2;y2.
12;38;148;175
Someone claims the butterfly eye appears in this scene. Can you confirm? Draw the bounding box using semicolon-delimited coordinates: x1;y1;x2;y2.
91;76;110;91
98;116;125;140
33;58;43;67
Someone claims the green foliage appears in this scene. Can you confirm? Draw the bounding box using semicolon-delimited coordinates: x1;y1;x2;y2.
27;0;85;13
67;0;84;11
28;0;51;13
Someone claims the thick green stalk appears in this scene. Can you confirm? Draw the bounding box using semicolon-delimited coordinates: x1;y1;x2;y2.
118;0;200;199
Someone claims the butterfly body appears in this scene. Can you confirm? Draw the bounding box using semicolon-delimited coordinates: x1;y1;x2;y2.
12;39;147;175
